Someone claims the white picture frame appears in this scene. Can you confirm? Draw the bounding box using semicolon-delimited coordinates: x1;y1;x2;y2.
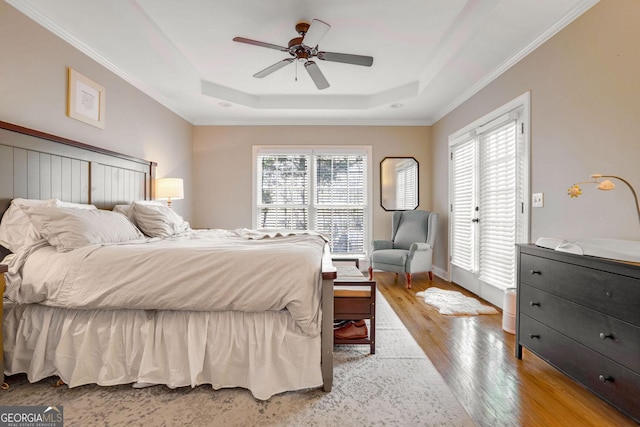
67;67;105;129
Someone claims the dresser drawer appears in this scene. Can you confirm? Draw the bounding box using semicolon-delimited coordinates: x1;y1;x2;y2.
519;253;640;324
520;284;640;373
520;315;640;421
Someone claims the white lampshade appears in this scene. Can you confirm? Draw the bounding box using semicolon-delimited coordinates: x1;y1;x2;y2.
156;178;184;206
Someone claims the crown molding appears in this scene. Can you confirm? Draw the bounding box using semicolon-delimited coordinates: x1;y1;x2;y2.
430;0;600;124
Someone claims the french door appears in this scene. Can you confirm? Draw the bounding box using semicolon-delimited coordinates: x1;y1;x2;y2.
448;94;530;308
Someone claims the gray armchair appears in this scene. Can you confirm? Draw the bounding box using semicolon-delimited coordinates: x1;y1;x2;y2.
368;210;438;289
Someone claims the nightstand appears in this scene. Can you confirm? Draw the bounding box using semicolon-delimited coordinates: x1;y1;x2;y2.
334;265;376;354
1;264;7;389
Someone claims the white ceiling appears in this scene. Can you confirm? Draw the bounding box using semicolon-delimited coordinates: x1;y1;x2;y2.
8;0;599;126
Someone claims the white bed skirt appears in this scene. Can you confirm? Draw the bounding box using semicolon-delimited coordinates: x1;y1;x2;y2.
2;303;322;400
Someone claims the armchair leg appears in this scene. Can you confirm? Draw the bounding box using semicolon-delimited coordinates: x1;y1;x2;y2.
368;267;373;280
406;273;412;289
428;271;433;281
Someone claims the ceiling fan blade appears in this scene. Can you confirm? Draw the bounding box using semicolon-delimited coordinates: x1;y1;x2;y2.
253;58;294;78
302;19;331;49
304;61;330;90
233;37;288;52
317;51;374;67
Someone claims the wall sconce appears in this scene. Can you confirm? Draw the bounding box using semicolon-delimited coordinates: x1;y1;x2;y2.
568;174;640;225
156;177;184;207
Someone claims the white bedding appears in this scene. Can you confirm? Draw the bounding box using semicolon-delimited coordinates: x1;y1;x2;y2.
4;228;326;336
3;303;322;400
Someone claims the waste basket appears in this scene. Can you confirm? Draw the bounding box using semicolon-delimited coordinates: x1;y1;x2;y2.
502;288;517;334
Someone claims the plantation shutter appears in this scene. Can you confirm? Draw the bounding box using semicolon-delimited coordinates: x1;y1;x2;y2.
477;117;518;290
257;153;310;229
315;154;366;254
450;138;475;272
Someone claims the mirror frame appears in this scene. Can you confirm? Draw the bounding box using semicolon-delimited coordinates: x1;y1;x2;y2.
380;156;419;211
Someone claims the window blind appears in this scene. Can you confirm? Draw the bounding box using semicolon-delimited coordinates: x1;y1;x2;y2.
450;139;475;271
315;155;365;254
478;120;518;290
257;154;309;229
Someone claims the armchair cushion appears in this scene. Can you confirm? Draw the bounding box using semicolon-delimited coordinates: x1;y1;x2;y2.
370;249;409;274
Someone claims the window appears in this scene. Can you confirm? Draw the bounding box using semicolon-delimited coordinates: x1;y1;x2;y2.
448;92;530;308
254;146;372;257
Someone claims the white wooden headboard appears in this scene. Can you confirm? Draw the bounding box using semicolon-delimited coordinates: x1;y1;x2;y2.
0;121;156;215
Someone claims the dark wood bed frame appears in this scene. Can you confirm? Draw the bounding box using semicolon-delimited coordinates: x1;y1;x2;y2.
0;120;335;392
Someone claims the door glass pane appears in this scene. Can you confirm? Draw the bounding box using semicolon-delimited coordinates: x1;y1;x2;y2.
478;120;518;290
451;139;475;272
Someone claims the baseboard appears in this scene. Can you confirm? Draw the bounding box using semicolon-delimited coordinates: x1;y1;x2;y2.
433;265;449;281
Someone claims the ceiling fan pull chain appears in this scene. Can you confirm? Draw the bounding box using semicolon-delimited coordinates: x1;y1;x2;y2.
295;59;298;82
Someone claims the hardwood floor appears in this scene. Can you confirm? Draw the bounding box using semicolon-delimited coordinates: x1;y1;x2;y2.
375;271;638;427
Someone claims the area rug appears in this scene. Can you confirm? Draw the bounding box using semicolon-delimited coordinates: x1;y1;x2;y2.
416;287;499;316
1;292;475;427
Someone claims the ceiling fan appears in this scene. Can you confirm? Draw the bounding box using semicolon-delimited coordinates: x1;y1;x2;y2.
233;19;374;90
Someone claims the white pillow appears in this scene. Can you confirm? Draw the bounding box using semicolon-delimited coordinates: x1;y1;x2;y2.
20;206;144;252
112;204;133;220
113;201;161;223
131;202;190;238
0;198;53;253
53;200;97;210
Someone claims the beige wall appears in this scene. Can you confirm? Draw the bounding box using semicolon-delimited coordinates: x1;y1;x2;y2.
192;126;431;241
432;0;640;274
0;2;193;220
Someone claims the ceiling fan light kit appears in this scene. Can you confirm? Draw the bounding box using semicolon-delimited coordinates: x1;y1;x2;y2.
233;19;373;90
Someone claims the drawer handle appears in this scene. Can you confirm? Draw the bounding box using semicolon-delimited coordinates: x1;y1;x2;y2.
598;375;614;383
530;270;542;275
529;301;541;307
599;332;614;340
529;334;540;339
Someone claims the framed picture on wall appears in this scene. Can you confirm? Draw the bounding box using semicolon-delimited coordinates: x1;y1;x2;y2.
67;67;105;129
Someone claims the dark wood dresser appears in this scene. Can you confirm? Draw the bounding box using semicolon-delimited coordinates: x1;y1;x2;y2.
516;244;640;422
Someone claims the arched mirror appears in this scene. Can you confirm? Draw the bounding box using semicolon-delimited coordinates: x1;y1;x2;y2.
380;157;419;211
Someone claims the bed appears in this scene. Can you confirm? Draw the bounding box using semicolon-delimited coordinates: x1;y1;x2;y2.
0;121;336;400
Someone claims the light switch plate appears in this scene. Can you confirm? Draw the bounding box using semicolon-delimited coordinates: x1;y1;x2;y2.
532;193;544;208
